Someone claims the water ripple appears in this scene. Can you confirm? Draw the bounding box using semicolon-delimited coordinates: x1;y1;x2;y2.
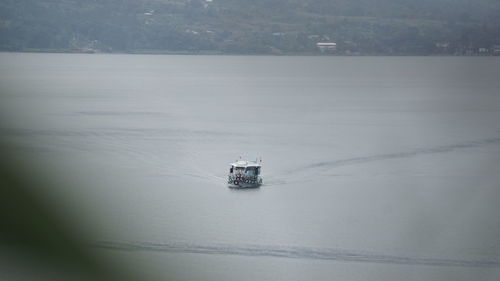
301;137;500;171
91;240;500;268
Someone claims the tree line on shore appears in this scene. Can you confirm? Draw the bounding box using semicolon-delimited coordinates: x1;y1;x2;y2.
1;0;499;55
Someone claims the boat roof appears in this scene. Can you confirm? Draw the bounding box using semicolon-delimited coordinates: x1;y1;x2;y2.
230;160;261;168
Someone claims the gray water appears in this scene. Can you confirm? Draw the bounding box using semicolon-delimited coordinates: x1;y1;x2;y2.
1;53;500;280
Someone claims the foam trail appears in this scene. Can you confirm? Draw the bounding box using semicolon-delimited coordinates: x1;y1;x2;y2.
287;137;500;176
91;240;500;268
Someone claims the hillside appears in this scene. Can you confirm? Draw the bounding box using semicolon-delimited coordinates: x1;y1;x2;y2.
1;0;500;54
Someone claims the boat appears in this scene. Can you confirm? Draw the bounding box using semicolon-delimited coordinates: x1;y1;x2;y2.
228;159;263;188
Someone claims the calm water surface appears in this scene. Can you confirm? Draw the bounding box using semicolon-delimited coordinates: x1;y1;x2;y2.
1;53;500;280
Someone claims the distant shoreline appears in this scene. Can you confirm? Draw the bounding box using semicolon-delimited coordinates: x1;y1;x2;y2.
0;49;499;57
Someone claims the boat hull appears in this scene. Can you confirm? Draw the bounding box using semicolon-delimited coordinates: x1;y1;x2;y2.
228;177;262;188
228;182;262;188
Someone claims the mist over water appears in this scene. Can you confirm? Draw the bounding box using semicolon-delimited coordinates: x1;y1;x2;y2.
1;53;500;280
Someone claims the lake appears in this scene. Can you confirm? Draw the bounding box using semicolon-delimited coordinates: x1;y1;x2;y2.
1;53;500;280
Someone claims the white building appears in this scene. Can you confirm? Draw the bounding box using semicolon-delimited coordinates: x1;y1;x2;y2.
316;42;336;52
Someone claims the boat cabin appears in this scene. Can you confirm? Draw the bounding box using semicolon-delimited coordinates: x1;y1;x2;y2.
229;160;261;175
228;160;262;187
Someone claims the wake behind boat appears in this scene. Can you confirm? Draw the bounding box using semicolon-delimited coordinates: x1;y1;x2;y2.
228;159;263;188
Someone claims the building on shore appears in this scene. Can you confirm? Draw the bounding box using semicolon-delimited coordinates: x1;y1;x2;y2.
493;45;500;55
316;42;336;52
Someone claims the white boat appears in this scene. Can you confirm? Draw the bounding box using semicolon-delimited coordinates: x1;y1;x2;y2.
228;159;263;188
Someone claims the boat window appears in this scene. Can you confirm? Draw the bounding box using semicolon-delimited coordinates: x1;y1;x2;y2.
235;167;245;173
229;167;233;173
245;167;257;176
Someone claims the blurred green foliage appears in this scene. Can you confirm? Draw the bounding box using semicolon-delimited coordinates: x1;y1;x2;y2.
0;140;136;281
